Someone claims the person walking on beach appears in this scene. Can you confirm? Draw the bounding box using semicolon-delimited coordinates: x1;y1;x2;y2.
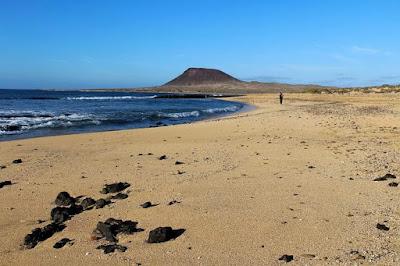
279;92;284;104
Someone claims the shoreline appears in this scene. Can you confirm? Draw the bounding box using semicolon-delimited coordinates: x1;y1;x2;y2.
0;95;251;143
1;93;400;265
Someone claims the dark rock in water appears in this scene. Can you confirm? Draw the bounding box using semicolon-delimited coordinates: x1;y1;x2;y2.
12;159;22;164
373;174;396;181
279;254;294;262
3;125;21;131
147;227;185;243
100;182;130;194
51;207;71;224
53;238;73;249
92;218;140;242
55;192;75;206
81;197;96;210
140;201;153;208
175;161;185;165
110;193;128;200
95;199;111;209
388;182;398;187
158;155;167;160
376;223;389;231
23;223;65;249
96;244;127;254
0;180;12;188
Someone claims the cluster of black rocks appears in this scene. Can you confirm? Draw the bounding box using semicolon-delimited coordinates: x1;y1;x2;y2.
24;223;66;249
22;181;185;254
91;218;142;254
23;182;131;249
373;173;398;187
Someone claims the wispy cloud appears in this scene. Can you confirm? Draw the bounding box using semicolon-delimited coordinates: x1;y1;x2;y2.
330;53;357;63
352;45;380;54
351;45;393;56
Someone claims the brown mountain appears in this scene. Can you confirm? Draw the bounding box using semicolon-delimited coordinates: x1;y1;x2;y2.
164;68;241;86
93;68;336;94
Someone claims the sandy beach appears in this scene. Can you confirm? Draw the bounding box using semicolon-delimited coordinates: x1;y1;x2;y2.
1;93;400;265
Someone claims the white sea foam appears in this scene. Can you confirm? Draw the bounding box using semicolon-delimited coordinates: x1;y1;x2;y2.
202;105;240;114
0;112;99;135
162;111;200;118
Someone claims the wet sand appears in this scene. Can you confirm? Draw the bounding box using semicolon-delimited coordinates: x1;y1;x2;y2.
1;93;400;265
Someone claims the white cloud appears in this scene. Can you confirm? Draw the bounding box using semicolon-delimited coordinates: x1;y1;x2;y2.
330;53;357;63
352;46;380;54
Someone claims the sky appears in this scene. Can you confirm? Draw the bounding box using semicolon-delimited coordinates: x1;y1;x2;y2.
1;0;400;89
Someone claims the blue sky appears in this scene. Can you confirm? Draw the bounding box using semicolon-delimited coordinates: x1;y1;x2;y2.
1;0;399;89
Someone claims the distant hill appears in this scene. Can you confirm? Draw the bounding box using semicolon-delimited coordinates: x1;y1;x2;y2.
164;68;241;86
90;67;337;94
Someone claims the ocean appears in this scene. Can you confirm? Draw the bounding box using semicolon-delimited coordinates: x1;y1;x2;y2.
0;89;245;141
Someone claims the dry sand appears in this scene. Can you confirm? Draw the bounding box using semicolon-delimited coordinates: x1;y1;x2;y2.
0;93;400;265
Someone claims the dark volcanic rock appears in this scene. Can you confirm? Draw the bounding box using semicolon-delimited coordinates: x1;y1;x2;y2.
0;180;12;188
23;223;65;249
96;244;127;254
175;161;185;165
81;197;96;210
147;227;185;243
68;204;83;215
100;182;130;194
376;223;389;231
12;159;22;164
0;165;6;169
51;207;71;224
279;254;294;263
94;222;117;242
3;125;21;131
373;174;396;181
158;155;167;160
50;204;83;223
53;238;73;249
168;200;181;205
55;192;75;206
140;201;153;208
92;218;140;242
110;193;128;200
388;182;398;187
95;199;111;209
